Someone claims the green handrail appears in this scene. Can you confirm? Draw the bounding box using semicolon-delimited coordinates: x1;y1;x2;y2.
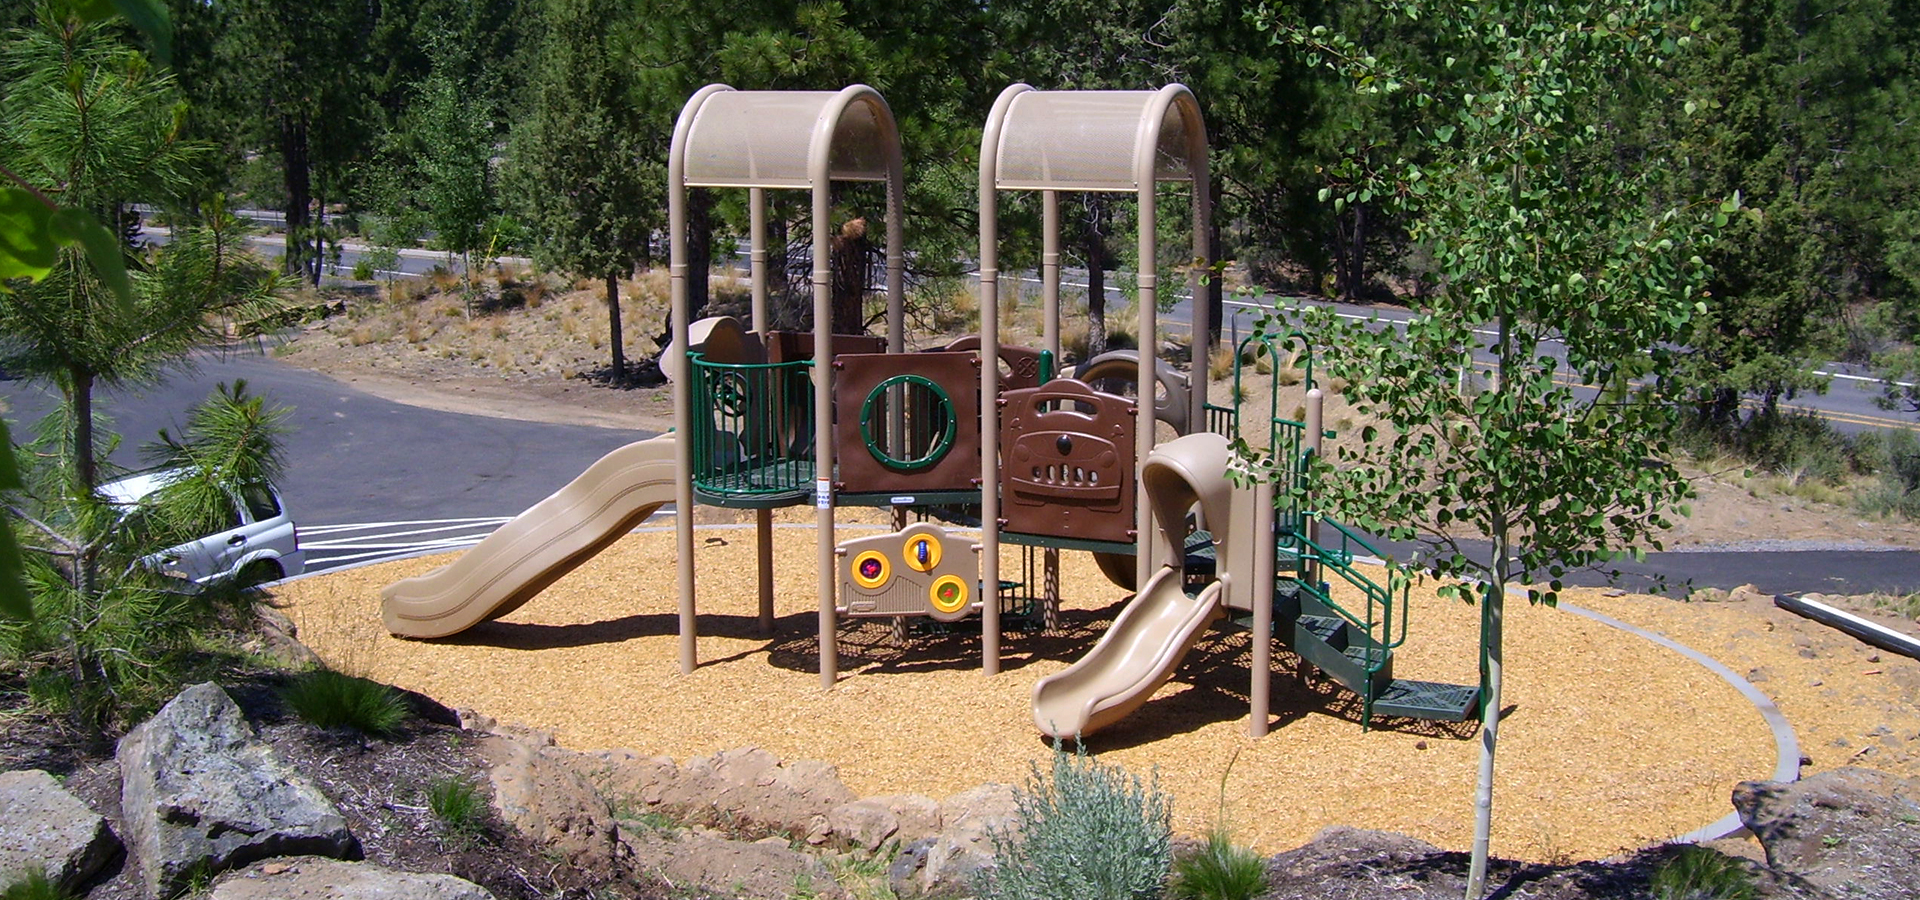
687;352;816;501
1284;511;1411;673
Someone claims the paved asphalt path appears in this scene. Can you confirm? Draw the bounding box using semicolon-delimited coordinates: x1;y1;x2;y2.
3;352;1916;592
1359;537;1920;598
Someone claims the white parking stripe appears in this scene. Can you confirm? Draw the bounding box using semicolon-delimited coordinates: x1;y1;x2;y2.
299;516;515;534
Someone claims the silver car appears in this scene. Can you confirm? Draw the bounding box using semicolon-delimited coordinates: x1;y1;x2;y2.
97;469;306;587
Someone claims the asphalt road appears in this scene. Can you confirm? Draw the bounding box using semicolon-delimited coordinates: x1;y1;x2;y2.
0;348;650;569
4;352;1917;592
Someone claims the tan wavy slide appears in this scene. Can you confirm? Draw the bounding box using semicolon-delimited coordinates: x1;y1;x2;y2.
382;433;679;638
1032;430;1239;739
1031;568;1225;739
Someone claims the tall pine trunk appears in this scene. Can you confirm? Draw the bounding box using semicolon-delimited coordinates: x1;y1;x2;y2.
1336;203;1368;300
70;368;97;493
280;116;316;285
686;190;712;317
607;272;626;384
1085;198;1109;357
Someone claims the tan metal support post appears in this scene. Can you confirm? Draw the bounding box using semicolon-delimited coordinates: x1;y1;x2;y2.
1041;189;1061;627
808;99;840;690
751;188;770;334
977;84;1028;676
1042;191;1060;360
667;84;729;675
1133;107;1162;592
1304;387;1325;588
1249;477;1276;737
1187;114;1212;435
750;187;776;636
886;157;906;355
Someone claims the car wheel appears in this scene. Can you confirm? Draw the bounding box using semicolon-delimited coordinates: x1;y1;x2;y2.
237;560;284;589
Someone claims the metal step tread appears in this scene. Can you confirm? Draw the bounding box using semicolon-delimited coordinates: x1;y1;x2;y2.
1295;614;1347;647
1373;679;1480;722
1341;643;1392;671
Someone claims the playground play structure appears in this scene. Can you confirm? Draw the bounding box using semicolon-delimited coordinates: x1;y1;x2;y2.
382;84;1481;737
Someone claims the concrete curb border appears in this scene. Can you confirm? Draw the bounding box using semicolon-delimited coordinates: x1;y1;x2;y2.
1558;601;1800;843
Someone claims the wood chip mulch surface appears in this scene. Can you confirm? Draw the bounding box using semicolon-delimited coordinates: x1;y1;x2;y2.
273;519;1920;862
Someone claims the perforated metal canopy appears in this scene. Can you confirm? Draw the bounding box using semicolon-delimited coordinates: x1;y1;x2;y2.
988;88;1204;191
676;88;897;189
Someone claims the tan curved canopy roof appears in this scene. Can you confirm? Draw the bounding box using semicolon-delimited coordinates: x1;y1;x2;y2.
987;88;1205;191
678;88;896;189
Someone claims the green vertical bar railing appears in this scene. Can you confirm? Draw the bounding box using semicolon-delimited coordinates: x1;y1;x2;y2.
687;353;816;500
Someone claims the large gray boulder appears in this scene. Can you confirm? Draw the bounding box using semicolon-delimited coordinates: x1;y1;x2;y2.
0;769;120;892
208;856;492;899
117;682;358;898
1733;767;1920;900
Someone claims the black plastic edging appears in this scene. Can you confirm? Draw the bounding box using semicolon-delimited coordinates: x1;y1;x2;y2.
1773;594;1920;661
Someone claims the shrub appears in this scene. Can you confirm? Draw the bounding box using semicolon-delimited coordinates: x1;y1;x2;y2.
1649;845;1756;900
279;670;410;737
983;744;1172;900
1169;826;1267;900
427;776;486;840
0;871;70;900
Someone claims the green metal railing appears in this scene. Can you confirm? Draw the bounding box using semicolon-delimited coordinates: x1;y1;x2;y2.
1208;331;1316;442
1285;512;1409;671
687;352;815;503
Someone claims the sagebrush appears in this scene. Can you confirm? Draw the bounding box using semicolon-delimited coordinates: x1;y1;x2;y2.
983;743;1172;900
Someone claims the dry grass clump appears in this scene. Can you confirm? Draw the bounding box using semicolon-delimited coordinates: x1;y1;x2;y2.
286;266;759;381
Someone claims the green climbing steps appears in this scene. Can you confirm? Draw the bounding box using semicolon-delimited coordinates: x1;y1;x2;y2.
1261;519;1479;729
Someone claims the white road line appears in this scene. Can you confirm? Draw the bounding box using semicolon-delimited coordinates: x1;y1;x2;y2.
300;516;513;534
300;522;511;545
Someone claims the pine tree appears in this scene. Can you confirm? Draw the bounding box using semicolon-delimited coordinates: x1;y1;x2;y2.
508;0;659;383
0;6;286;494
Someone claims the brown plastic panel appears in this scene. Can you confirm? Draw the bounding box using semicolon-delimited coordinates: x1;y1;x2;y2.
765;330;886;364
833;351;982;493
943;335;1044;390
998;378;1136;543
838;522;978;622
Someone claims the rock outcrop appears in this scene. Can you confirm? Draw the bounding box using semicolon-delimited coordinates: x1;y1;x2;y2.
117;682;358;897
208;856;493;900
888;782;1021;896
480;732;621;871
0;769;121;892
1733;767;1920;900
655;747;857;837
622;830;844;900
825;793;942;851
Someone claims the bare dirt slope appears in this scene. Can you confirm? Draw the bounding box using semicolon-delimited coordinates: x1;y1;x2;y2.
272;277;1920;553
